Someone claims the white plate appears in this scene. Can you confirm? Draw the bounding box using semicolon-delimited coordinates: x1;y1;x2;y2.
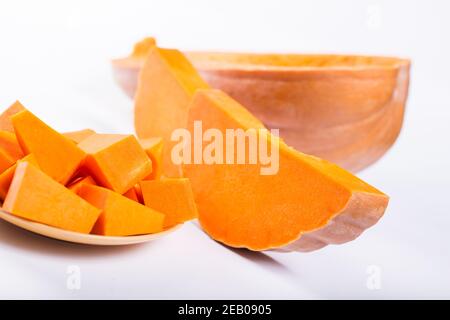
0;209;180;245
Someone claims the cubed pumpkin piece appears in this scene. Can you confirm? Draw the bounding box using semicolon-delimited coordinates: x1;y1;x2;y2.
77;184;164;236
11;110;86;184
0;130;24;161
140;137;163;180
140;178;198;228
63;129;96;144
0;101;25;132
78;134;152;194
68;175;96;194
0;154;39;200
3;162;101;233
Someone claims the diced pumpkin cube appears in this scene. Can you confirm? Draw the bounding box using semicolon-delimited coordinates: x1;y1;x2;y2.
78;134;152;194
3;162;101;233
140;178;198;228
140;137;163;180
11;110;86;184
0;154;39;200
77;184;164;236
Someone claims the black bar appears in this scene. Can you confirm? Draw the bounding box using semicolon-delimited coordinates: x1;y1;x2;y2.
1;300;448;318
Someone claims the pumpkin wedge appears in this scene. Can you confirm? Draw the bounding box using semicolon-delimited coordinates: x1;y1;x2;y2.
134;47;209;177
183;89;389;251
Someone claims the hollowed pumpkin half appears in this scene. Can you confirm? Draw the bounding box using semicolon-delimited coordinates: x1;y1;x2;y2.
113;38;410;172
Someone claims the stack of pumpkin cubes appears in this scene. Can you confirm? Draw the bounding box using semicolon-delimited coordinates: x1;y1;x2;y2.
0;101;197;236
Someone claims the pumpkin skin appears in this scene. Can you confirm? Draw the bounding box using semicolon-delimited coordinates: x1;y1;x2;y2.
112;40;410;172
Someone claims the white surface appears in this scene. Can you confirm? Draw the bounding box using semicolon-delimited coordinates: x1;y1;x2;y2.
0;0;449;299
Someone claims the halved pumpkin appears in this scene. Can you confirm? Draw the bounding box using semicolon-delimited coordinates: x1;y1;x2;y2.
113;37;410;172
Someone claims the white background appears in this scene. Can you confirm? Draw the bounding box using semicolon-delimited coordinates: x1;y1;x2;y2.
0;0;449;299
